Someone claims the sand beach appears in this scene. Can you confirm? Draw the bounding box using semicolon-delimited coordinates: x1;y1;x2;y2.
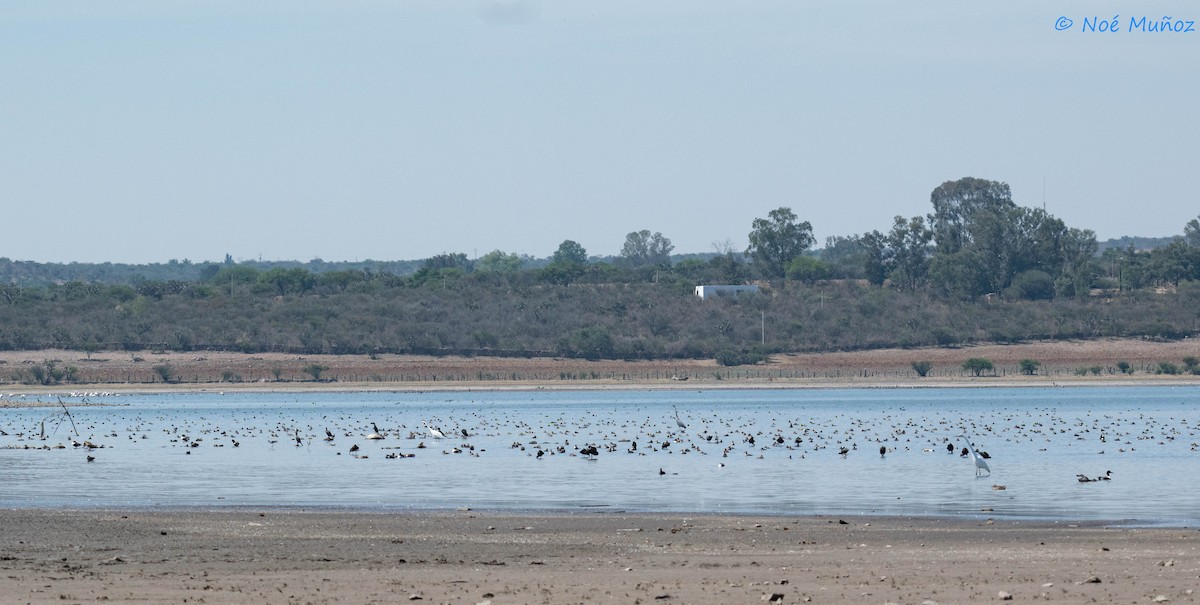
1;509;1197;604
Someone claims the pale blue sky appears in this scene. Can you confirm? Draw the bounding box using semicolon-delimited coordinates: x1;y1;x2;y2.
3;1;1197;264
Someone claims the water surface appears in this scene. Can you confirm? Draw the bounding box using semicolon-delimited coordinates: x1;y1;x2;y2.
1;387;1196;524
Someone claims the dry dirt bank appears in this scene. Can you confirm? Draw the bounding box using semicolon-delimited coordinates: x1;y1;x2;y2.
1;338;1198;393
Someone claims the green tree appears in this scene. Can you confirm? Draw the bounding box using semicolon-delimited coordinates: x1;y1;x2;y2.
618;230;674;268
1058;227;1099;298
886;215;934;291
704;252;748;283
961;357;995;377
477;250;524;273
911;360;933;377
1148;241;1200;286
1019;359;1041;375
316;270;369;292
927;250;985;298
1005;270;1055;301
303;363;329;381
542;240;589;286
422;253;472;272
411;253;472;288
928;177;1015;255
715;349;766;367
966;205;1024;294
257;268;316;296
785;256;832;284
747;207;815;281
860;230;890;286
561;327;613;360
81;339;102;359
819;235;867;279
207;265;260;295
1184;356;1199;374
923;179;1096;298
1184;215;1200;247
551;240;588;266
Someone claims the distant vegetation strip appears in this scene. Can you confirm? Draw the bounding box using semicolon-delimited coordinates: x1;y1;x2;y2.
1;177;1198;368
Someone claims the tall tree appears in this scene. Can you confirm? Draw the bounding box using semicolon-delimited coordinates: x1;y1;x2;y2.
746;207;815;281
618;230;674;268
819;235;868;279
551;240;588;266
928;177;1015;254
1059;227;1099;297
1149;241;1200;286
859;231;890;286
542;240;589;286
1185;214;1200;247
886;215;934;291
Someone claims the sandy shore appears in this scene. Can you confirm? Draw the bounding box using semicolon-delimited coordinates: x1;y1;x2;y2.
0;509;1195;604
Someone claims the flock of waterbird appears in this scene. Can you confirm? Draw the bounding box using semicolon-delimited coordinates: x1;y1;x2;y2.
2;392;1194;488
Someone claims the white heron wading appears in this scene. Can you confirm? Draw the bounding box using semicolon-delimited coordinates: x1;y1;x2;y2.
956;433;991;476
423;421;445;439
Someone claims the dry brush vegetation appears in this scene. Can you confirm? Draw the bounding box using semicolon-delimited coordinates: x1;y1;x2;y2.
2;273;1199;386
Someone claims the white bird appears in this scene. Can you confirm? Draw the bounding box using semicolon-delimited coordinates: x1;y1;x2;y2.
423;421;445;439
956;433;991;476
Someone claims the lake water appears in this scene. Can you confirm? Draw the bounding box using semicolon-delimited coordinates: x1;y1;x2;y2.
1;387;1197;525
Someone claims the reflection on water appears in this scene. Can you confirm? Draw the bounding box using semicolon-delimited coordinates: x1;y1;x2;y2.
0;387;1196;523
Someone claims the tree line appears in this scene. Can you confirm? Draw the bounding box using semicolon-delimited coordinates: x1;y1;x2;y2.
2;177;1199;364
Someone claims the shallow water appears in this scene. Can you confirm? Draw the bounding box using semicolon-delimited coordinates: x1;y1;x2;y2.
1;387;1197;524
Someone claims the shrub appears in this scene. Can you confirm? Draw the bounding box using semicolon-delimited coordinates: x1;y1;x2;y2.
1006;270;1056;301
1116;360;1132;374
1184;356;1199;374
303;363;329;381
961;357;994;377
715;350;766;367
930;328;960;346
1157;361;1180;375
152;363;175;383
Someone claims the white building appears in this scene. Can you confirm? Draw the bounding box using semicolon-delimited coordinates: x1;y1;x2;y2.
694;284;760;300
